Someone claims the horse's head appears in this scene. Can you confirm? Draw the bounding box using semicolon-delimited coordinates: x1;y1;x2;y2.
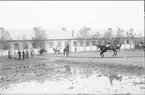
96;45;102;48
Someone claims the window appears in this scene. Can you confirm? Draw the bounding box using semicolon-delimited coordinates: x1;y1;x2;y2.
14;43;19;50
92;41;96;46
23;43;28;49
65;41;69;46
96;40;102;45
73;41;77;46
126;39;129;44
79;40;84;46
49;42;53;48
32;43;36;49
57;42;61;47
86;41;89;46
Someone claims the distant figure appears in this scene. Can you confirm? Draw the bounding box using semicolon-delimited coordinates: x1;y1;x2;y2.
26;50;29;58
18;50;21;60
31;49;34;57
8;51;11;59
66;44;69;49
75;48;77;52
14;51;17;59
53;48;57;54
22;50;25;60
58;48;61;54
63;44;70;56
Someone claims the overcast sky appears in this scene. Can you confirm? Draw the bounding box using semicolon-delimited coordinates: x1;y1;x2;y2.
0;1;144;38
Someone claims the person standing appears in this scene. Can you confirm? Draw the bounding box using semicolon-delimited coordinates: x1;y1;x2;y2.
14;51;17;59
18;50;21;60
66;44;70;51
26;50;29;59
31;49;34;57
8;50;11;59
22;50;25;60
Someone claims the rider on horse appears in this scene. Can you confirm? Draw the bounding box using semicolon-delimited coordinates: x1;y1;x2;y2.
66;44;69;50
64;44;70;55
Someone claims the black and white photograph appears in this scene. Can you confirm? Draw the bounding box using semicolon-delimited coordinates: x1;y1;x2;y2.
0;1;144;94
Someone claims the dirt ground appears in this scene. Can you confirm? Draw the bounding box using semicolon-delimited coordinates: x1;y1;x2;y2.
0;50;145;94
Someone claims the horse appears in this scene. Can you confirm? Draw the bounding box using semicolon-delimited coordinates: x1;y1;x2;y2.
63;47;69;57
53;48;61;54
39;48;47;56
96;44;120;58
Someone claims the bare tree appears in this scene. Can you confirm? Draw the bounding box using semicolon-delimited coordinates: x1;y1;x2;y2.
104;28;114;38
78;26;91;37
32;27;48;49
126;28;136;49
115;27;125;44
116;27;124;38
22;33;26;40
103;28;114;45
21;33;28;49
77;26;91;51
0;28;12;50
79;26;91;46
137;31;143;37
92;32;100;38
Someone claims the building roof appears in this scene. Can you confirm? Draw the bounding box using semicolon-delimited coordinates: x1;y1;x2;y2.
8;29;78;40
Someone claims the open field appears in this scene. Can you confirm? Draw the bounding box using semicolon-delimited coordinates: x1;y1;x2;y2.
0;50;145;94
35;50;145;66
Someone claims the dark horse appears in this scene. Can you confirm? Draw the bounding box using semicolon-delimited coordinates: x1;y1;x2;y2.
63;46;69;57
39;48;47;56
97;44;121;58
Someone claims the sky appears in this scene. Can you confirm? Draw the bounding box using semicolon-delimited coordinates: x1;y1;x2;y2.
0;1;144;39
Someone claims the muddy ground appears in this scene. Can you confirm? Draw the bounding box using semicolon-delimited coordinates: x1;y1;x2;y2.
0;51;145;94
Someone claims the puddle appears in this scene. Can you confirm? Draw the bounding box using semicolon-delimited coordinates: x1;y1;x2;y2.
0;67;144;94
0;60;145;94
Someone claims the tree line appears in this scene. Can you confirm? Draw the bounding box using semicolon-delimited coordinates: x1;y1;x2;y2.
0;26;144;50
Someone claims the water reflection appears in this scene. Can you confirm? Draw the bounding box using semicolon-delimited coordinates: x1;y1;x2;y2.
0;67;144;94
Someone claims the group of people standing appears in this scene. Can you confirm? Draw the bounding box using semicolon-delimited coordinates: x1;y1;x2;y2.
8;49;34;60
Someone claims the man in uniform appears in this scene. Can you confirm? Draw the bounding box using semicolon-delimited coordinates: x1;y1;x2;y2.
8;50;11;59
18;50;21;60
26;50;29;59
22;50;25;60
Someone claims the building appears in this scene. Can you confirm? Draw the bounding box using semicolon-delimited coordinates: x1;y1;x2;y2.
0;36;143;56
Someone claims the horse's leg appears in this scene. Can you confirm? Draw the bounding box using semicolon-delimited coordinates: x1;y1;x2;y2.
100;51;104;58
112;50;115;57
67;51;69;57
63;50;65;55
115;50;117;57
100;51;102;58
102;53;104;58
112;49;117;58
